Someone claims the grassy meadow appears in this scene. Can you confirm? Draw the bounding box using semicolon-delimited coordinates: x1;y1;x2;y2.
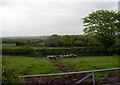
2;55;60;75
59;56;119;71
59;56;119;81
2;55;119;75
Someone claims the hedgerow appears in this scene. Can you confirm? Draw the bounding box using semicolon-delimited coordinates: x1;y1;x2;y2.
2;46;119;56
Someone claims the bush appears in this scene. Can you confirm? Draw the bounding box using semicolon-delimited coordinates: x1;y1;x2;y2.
2;66;22;85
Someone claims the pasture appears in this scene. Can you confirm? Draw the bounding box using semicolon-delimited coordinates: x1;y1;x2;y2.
59;56;119;71
2;55;60;75
2;55;119;74
2;55;120;84
58;56;119;81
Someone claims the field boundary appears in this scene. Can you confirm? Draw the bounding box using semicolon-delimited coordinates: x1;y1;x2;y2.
19;68;120;85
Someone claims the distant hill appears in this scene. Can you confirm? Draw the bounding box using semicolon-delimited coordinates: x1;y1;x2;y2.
2;36;50;40
2;34;85;40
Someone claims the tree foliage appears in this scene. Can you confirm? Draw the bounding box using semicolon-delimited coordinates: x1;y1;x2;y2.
83;10;120;49
45;34;99;47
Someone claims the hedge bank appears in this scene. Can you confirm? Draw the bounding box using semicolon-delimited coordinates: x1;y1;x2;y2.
2;46;119;56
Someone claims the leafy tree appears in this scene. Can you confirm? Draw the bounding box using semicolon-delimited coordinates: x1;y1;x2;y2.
62;35;73;47
45;34;62;47
83;10;120;50
74;40;84;47
16;41;26;46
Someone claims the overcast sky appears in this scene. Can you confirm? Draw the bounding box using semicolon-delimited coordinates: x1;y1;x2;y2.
0;0;119;37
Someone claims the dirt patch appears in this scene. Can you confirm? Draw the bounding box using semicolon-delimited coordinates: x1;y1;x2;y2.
22;73;120;85
52;60;78;72
100;73;120;84
22;74;89;85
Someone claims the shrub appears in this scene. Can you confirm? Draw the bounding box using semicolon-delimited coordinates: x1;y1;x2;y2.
2;66;22;85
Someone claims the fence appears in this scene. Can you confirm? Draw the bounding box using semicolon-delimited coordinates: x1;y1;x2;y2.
18;68;120;85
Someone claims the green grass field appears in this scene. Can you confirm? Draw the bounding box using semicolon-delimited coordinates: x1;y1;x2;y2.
3;55;119;75
2;55;60;75
58;56;119;82
2;55;119;83
2;44;16;48
59;56;119;71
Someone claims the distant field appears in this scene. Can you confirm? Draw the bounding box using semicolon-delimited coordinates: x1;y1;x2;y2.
2;44;16;48
2;55;60;75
